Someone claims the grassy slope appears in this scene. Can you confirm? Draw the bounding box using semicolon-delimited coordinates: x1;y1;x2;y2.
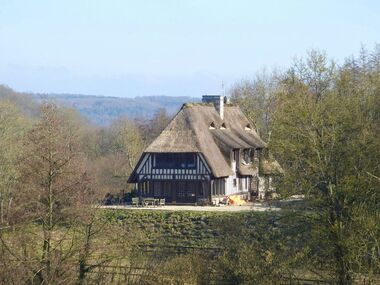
101;209;292;248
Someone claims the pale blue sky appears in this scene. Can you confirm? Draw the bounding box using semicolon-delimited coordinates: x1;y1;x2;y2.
0;0;379;97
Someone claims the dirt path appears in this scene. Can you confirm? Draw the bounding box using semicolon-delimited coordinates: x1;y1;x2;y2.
99;202;280;212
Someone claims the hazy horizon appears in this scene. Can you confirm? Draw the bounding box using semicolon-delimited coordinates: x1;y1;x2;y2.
1;0;379;97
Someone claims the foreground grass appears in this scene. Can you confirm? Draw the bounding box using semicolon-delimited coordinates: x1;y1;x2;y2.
3;208;356;284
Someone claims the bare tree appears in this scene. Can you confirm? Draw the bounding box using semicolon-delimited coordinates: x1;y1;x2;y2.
108;118;144;198
2;102;91;283
229;70;280;141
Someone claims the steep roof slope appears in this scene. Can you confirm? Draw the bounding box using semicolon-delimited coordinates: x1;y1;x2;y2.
144;103;266;178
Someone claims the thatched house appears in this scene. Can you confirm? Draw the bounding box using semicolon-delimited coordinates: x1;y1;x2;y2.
128;95;282;204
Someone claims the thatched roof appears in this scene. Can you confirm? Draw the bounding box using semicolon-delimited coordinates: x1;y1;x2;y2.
260;158;284;175
144;103;266;177
238;162;259;176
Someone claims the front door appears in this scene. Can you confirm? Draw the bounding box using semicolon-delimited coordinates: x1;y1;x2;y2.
175;181;198;203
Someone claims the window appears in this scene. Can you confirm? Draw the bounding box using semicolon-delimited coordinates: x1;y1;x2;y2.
154;153;196;169
220;123;227;129
209;122;216;129
233;178;237;187
243;149;252;163
232;150;239;162
212;179;225;196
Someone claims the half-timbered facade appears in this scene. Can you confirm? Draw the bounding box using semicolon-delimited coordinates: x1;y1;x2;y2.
128;95;283;204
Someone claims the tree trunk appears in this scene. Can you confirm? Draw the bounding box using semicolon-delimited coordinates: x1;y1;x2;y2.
78;224;92;285
0;193;3;224
7;197;12;225
42;167;54;283
335;242;352;285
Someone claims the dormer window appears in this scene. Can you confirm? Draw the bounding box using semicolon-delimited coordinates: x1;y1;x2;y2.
209;122;216;130
245;124;252;131
220;123;227;130
243;149;252;164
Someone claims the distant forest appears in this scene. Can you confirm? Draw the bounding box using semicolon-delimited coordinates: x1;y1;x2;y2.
31;92;198;125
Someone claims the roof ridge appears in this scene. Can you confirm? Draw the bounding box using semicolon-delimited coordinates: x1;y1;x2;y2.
183;102;238;108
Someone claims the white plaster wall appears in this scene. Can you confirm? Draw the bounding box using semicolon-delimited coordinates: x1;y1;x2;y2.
231;161;236;172
225;175;236;195
258;176;266;199
225;160;253;196
225;175;250;196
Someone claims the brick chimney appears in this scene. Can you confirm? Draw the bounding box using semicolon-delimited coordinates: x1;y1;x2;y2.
202;95;225;119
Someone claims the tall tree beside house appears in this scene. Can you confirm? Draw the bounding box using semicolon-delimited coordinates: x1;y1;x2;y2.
0;102;140;284
2;102;91;283
150;108;171;139
229;70;280;141
112;118;144;172
289;49;336;101
135;107;172;144
110;117;144;195
271;49;380;284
